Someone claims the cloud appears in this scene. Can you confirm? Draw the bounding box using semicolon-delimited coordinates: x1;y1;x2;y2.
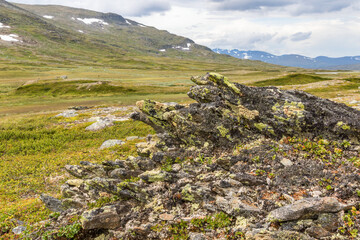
290;0;353;15
210;0;291;11
291;31;312;41
209;0;356;15
9;0;171;16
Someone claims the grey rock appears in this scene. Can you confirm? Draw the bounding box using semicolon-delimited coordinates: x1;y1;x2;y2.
280;158;293;166
86;118;114;131
267;197;350;222
305;226;331;238
56;109;78;118
40;194;64;212
216;196;261;217
126;136;139;141
81;205;129;230
12;225;26;235
99;139;125;149
189;232;206;240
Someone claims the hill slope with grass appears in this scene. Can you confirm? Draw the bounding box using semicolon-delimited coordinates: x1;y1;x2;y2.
0;0;284;70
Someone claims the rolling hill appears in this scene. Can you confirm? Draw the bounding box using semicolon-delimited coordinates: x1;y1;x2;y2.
0;0;287;70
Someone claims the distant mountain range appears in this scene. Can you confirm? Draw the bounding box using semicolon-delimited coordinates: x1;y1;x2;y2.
213;49;360;70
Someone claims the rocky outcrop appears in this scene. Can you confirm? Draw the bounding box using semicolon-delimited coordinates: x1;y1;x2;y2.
132;73;360;153
40;73;360;239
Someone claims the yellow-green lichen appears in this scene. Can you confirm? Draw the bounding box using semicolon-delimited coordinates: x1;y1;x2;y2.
337;121;351;130
217;125;232;140
207;72;242;95
254;123;275;135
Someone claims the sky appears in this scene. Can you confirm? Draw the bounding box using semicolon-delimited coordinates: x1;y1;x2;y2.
8;0;360;57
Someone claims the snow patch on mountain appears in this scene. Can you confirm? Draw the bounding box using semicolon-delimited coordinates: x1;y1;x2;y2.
77;18;109;25
0;23;11;29
0;34;19;42
125;20;132;25
43;15;54;19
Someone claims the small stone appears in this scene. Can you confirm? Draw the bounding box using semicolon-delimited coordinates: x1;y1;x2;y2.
305;226;331;238
86;119;113;131
172;164;182;172
139;170;171;183
159;213;174;221
267;197;349;222
56;109;78;118
189;232;206;240
66;179;84;187
12;226;26;235
309;191;322;198
40;194;64;212
81;205;129;230
126;136;139;141
280;158;293;166
99;139;125;149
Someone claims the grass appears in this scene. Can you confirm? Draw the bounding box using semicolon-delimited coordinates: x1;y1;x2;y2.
0;112;154;236
252;73;330;87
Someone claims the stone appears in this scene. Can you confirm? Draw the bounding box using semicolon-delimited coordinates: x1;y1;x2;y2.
139;170;171;183
216;196;261;217
40;194;64;212
99;139;125;150
159;213;174;221
86;118;114;131
126;136;139;141
12;226;26;235
267;197;350;222
66;179;84;187
189;232;206;240
81;205;130;230
305;226;331;238
56;109;78;118
280;158;293;166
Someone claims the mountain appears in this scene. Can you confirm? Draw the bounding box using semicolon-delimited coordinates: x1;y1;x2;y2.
213;48;360;70
0;1;284;70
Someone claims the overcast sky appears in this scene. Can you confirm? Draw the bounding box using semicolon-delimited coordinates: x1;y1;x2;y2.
9;0;360;57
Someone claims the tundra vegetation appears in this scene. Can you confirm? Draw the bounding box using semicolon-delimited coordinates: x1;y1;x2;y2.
0;69;359;239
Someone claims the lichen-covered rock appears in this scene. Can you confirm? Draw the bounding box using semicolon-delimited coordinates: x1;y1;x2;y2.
267;197;351;222
132;73;360;152
99;139;125;149
40;194;64;212
81;205;130;230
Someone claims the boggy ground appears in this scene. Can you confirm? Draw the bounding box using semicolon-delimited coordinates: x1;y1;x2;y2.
20;73;360;240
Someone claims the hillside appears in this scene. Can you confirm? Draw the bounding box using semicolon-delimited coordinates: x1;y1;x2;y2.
0;0;285;70
213;48;360;70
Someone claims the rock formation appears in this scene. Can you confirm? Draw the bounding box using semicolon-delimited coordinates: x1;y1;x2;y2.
39;73;360;239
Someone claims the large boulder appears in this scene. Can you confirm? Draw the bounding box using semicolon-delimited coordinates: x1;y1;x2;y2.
132;73;360;152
